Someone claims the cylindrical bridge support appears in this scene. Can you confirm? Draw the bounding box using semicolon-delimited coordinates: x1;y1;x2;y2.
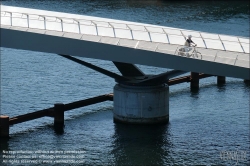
190;72;199;90
113;84;169;124
54;103;65;131
0;115;10;138
217;76;226;85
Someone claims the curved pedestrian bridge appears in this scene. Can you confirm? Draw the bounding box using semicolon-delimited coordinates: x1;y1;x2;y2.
1;5;249;79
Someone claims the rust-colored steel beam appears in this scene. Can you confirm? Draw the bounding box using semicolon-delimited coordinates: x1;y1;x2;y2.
9;108;52;125
9;94;113;125
168;73;212;86
64;94;113;111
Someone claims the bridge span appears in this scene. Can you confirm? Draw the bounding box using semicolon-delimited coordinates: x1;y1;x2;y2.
1;5;249;124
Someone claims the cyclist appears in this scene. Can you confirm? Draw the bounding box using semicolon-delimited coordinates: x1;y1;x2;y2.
184;35;197;47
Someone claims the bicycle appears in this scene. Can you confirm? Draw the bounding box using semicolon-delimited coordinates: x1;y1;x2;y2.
177;45;202;59
190;45;202;59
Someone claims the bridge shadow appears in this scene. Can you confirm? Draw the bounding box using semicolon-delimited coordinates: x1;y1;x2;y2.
111;123;171;166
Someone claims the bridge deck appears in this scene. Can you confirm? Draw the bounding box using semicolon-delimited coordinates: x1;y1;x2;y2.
1;5;249;79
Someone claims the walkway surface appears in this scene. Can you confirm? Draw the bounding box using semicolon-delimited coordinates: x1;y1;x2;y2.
1;5;249;79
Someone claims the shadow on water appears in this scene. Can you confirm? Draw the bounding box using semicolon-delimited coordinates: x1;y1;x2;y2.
111;123;172;166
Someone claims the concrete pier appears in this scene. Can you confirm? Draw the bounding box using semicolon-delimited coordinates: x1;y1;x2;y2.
113;84;169;124
217;76;226;85
190;72;199;90
0;115;9;138
54;103;65;130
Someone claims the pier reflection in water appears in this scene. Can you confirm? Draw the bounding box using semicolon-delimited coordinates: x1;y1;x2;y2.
112;123;171;166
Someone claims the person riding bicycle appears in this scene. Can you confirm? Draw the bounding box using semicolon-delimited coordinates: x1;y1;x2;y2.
184;35;197;47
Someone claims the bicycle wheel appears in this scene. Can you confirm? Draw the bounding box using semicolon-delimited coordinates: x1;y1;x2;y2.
196;52;202;59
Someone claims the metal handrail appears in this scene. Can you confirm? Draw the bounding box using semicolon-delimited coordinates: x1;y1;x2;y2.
3;11;12;26
218;35;226;51
21;13;29;28
237;37;245;53
56;17;63;32
162;28;170;44
1;10;249;54
108;22;116;37
180;30;186;40
144;26;152;42
91;21;98;35
199;32;207;49
1;11;249;43
38;15;46;30
126;24;134;40
73;19;81;34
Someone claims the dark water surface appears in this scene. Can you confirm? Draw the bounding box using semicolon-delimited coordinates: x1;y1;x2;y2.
1;0;249;165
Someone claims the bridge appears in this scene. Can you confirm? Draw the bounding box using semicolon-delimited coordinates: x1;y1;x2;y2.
1;5;249;125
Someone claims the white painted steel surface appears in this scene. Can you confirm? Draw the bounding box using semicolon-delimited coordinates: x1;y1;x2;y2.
1;5;249;79
113;84;169;124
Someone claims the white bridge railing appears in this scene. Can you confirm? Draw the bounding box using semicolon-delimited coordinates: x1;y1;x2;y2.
1;11;249;54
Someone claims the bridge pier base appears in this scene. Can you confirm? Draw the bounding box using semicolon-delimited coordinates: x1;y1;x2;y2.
190;72;199;90
54;103;65;131
217;76;226;85
113;84;169;124
0;115;9;138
